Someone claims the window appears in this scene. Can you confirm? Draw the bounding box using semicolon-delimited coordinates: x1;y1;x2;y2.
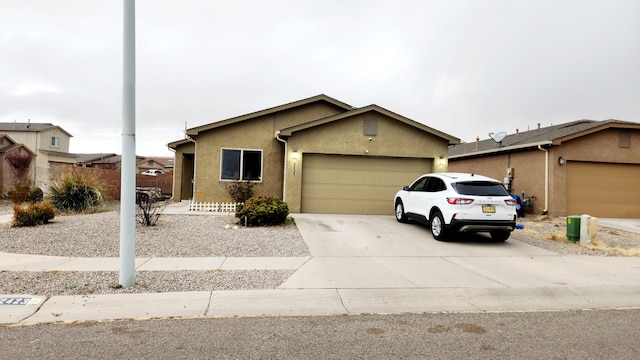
51;136;60;147
221;149;262;181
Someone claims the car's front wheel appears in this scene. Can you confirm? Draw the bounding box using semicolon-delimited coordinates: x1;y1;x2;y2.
490;230;510;242
430;211;449;241
395;200;408;223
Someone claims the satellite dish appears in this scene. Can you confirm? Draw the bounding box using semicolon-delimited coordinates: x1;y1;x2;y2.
488;131;507;147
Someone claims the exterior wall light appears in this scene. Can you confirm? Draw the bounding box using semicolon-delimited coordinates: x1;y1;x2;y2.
439;156;445;166
292;149;298;159
558;156;565;165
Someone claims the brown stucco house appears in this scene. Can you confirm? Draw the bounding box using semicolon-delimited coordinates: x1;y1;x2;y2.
168;94;460;215
448;120;640;218
0;134;36;195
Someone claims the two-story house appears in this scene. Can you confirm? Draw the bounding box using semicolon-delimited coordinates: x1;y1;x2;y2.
0;122;77;188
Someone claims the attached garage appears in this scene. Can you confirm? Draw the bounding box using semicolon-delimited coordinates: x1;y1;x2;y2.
301;154;433;215
566;161;640;218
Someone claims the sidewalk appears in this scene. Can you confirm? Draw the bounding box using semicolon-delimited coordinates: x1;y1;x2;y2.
1;205;639;325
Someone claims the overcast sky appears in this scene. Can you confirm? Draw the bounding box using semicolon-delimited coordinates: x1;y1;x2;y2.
1;0;639;156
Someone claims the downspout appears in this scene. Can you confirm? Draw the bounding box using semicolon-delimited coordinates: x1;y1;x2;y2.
537;145;549;214
185;134;196;202
275;131;287;202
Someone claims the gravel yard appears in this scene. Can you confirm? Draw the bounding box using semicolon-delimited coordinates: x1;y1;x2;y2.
1;201;638;297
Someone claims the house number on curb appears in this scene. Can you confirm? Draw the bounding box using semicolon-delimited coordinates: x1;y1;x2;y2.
0;297;31;305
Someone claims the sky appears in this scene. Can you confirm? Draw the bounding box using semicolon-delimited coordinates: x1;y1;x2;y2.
1;0;639;157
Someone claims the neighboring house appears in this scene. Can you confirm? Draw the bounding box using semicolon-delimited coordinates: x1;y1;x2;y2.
168;94;460;215
75;153;173;174
75;153;118;169
137;157;173;174
0;134;36;195
0;122;77;187
448;120;640;218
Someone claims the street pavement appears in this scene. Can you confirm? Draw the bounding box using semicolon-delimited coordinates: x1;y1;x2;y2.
1;205;639;325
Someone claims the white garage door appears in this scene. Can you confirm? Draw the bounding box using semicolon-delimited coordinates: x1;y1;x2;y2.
566;161;640;218
301;154;432;215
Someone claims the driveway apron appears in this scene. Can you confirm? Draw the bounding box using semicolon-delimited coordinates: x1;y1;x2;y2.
280;214;640;291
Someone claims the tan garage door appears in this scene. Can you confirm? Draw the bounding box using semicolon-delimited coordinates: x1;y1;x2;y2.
566;161;640;218
301;154;432;215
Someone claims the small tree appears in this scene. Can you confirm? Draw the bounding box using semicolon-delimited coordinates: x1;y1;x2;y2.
225;180;255;203
5;149;33;182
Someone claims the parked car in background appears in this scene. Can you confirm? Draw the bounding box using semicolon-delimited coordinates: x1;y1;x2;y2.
394;173;517;241
141;169;164;176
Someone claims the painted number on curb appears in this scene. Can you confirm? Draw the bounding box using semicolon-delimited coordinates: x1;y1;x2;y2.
0;297;32;305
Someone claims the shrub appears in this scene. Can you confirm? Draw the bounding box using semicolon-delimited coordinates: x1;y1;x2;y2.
48;169;105;213
12;201;55;227
136;198;165;226
235;196;289;226
7;183;43;204
225;180;255;203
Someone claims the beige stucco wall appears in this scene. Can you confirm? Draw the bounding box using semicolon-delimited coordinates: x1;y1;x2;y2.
284;113;450;212
186;102;347;202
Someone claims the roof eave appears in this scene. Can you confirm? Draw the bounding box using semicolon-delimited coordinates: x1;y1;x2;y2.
449;141;553;159
186;94;353;136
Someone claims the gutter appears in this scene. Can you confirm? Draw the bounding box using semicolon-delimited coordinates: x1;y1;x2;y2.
274;131;288;202
537;144;549;214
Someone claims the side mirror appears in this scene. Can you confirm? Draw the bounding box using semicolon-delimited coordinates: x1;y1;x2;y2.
402;185;409;191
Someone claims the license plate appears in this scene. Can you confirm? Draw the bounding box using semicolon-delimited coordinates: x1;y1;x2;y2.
482;205;496;213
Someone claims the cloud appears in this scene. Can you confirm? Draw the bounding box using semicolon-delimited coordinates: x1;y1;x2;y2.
1;0;638;154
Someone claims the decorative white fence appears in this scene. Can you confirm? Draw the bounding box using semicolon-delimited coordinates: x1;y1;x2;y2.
189;201;238;213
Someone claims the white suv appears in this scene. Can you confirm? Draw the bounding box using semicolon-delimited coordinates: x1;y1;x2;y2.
394;173;517;241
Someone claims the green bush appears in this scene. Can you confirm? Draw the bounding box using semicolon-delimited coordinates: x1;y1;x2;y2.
48;169;105;213
7;183;43;204
235;196;289;226
12;201;55;227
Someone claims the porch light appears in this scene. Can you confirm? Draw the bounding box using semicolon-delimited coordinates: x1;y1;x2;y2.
292;149;298;159
558;156;565;165
439;156;445;165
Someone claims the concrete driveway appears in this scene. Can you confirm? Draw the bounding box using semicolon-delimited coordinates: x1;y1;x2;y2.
281;214;640;294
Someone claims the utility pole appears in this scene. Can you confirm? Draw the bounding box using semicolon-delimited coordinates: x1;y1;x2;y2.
120;0;136;287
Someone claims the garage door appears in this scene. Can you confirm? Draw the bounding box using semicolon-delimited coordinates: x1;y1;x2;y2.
301;154;432;215
566;161;640;218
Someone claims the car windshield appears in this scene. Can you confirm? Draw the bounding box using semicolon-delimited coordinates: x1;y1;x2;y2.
451;181;509;196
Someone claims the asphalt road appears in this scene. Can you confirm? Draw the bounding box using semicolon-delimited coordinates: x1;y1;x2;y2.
2;309;639;359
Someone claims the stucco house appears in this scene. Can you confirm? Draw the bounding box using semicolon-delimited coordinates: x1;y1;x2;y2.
0;122;77;187
448;120;640;218
168;94;460;215
0;134;36;195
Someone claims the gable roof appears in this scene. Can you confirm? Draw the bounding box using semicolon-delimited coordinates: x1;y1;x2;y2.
278;104;460;145
0;122;73;137
0;133;18;147
449;119;640;158
185;94;354;137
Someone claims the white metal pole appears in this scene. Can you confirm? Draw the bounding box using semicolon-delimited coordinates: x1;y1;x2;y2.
120;0;136;287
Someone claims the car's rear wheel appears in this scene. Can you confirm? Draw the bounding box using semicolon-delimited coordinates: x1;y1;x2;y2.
490;230;510;242
430;211;449;241
395;200;408;223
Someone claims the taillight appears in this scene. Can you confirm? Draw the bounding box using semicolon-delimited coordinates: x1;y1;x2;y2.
447;197;474;205
504;199;517;206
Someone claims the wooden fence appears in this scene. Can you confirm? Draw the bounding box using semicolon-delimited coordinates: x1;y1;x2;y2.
52;166;173;200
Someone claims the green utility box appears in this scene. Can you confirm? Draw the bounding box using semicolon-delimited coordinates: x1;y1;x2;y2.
566;216;581;242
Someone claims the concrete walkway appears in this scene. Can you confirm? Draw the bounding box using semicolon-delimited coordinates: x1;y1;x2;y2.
1;204;639;325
